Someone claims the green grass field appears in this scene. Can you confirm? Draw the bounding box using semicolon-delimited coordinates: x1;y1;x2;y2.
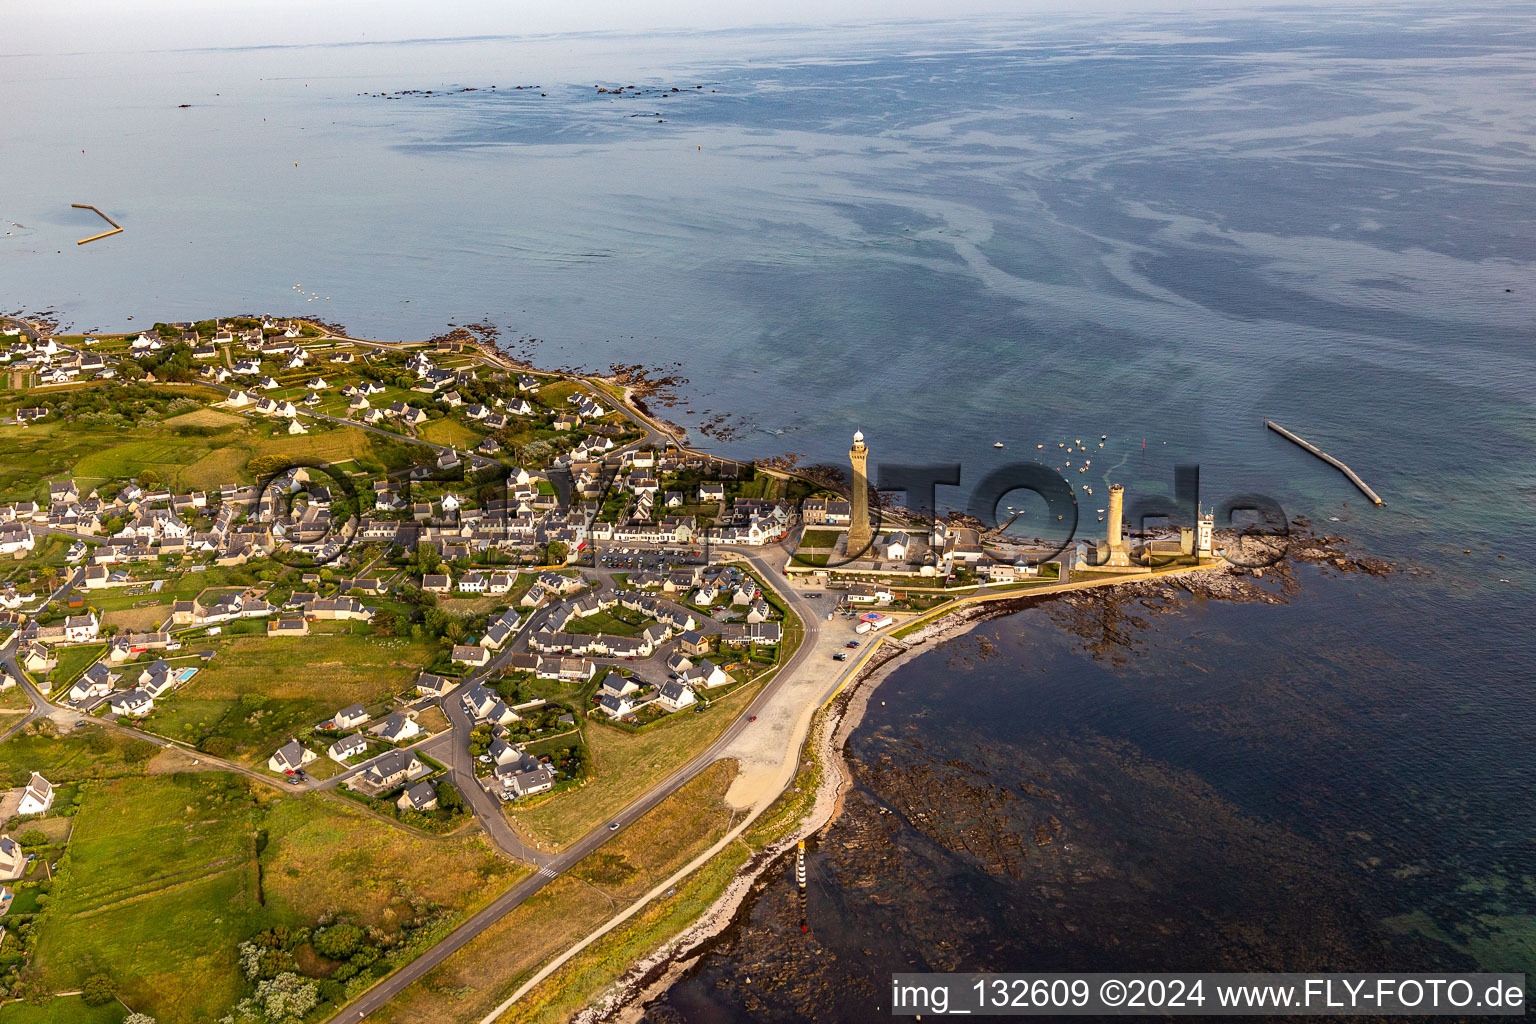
32;774;266;1022
45;643;106;696
0;996;125;1024
419;417;486;449
798;528;843;548
0;413;413;502
0;726;157;788
560;608;646;637
138;633;437;762
30;774;521;1024
0;536;72;581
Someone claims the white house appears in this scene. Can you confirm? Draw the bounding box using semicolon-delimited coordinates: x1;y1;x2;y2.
0;837;26;881
373;712;423;744
415;672;454;697
682;659;734;689
327;733;369;764
17;773;54;815
63;612;100;641
451;644;490;668
330;704;371;732
0;525;34;556
107;688;154;717
268;738;317;773
657;680;698;712
599;693;637;718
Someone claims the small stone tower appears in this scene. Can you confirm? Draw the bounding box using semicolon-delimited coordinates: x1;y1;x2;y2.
1197;504;1214;557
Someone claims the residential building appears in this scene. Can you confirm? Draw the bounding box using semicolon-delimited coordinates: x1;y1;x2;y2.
17;773;54;815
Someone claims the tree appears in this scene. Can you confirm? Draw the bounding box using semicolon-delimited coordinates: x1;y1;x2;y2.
312;923;363;960
245;454;293;479
466;726;492;758
16;829;47;847
221;972;318;1024
81;974;117;1006
409;543;442;575
124;739;159;763
199;735;235;757
435;781;464;813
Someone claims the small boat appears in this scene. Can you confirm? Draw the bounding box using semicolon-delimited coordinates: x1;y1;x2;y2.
1101;434;1107;439
994;441;1004;448
1098;516;1104;522
1036;444;1044;449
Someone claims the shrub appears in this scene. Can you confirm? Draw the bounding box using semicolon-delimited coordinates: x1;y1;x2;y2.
246;454;294;478
312;923;364;960
124;739;159;763
81;973;116;1006
199;735;236;757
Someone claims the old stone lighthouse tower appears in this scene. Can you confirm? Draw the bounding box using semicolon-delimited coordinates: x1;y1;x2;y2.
846;429;873;556
1104;483;1132;567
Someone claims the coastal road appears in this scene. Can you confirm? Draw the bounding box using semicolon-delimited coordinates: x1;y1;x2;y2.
326;547;826;1022
0;316;41;344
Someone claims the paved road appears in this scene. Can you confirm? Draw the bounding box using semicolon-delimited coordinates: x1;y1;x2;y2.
0;316;41;344
325;547;823;1022
0;566;87;740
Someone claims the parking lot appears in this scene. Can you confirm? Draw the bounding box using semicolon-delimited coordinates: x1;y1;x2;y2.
595;545;707;570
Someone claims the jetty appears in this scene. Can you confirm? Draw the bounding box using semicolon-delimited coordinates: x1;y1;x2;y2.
1265;419;1383;505
71;203;122;245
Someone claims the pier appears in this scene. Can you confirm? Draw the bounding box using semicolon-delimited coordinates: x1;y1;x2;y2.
71;203;123;245
1265;419;1383;505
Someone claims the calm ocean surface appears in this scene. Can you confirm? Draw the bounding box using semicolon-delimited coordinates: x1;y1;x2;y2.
4;4;1534;1015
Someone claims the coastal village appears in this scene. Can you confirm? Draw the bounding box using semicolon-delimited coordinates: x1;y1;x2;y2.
0;312;1225;1024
